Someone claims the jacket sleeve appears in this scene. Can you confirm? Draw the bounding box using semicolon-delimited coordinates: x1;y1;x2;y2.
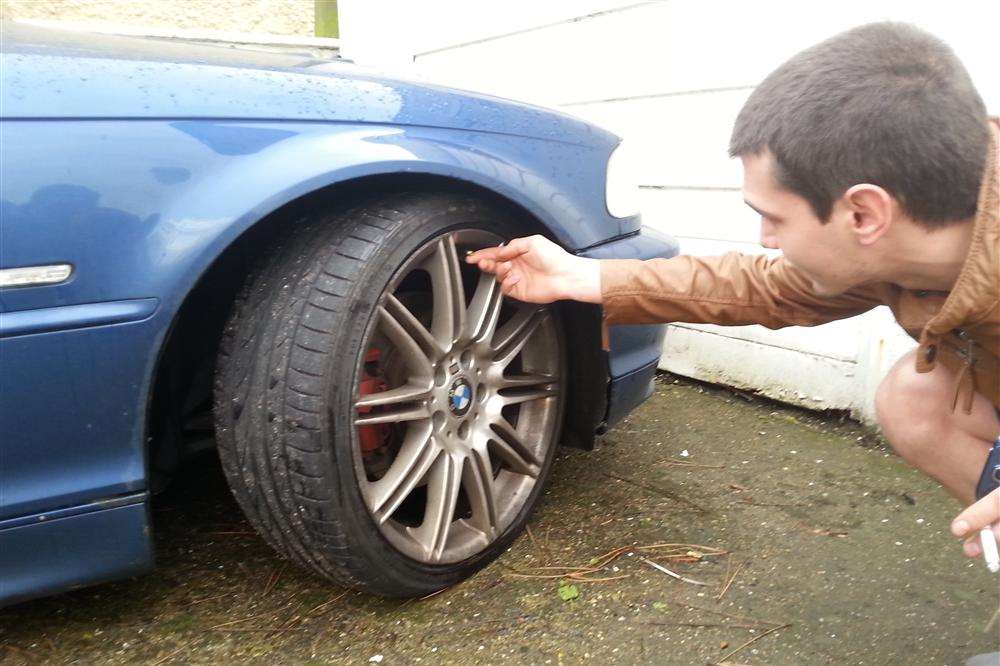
600;252;885;329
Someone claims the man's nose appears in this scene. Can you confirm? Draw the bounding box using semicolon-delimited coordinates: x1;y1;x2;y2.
759;222;778;249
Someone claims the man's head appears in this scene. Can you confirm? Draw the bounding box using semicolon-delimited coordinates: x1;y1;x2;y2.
730;22;989;295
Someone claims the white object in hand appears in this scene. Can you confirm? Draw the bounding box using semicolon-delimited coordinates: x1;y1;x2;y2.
981;527;1000;573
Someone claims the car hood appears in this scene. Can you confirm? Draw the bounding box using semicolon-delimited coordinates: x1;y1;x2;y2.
0;24;614;148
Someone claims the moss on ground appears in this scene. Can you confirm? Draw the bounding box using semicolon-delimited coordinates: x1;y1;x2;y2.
1;374;996;664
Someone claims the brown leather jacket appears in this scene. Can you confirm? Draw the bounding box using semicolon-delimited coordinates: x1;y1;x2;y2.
600;118;1000;410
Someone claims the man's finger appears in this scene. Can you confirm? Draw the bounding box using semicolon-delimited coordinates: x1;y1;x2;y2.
466;248;495;263
466;239;530;264
951;488;1000;537
962;520;1000;557
964;534;983;557
499;274;520;297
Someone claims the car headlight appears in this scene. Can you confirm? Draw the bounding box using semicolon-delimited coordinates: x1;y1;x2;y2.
605;140;640;219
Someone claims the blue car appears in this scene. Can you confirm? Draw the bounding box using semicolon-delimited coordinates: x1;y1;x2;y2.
0;24;678;605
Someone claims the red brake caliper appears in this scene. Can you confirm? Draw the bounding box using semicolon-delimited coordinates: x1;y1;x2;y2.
358;348;392;454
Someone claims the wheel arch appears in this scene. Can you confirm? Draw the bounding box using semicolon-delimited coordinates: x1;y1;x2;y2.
146;172;605;489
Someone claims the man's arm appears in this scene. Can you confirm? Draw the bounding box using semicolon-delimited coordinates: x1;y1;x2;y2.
600;252;884;329
466;236;885;328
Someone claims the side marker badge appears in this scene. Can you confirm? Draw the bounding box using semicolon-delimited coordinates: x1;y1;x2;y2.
0;264;73;288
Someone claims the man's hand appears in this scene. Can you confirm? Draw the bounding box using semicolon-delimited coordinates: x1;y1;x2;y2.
465;235;602;304
951;487;1000;557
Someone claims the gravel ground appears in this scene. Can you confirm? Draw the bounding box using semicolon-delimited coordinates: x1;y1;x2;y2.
2;373;997;665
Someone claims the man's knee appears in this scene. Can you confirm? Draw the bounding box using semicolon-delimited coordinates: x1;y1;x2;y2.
875;351;950;461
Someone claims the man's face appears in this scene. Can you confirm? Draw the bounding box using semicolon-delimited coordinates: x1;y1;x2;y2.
740;150;861;296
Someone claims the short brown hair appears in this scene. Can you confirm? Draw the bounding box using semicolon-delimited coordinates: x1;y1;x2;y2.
729;22;988;227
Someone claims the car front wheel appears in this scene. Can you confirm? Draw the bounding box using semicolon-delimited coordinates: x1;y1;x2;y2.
214;192;566;596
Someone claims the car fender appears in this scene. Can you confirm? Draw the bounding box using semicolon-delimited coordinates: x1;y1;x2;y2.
151;121;624;319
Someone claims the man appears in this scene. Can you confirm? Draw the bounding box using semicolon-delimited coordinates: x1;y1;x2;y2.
467;23;999;569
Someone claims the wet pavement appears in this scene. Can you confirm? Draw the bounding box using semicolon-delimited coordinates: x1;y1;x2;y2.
2;374;997;665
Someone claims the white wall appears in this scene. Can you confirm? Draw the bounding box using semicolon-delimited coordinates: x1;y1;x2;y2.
339;0;999;423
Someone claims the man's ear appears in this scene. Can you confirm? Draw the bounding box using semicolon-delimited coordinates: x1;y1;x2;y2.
842;184;894;246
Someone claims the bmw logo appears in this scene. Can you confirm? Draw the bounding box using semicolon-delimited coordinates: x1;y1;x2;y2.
448;378;473;416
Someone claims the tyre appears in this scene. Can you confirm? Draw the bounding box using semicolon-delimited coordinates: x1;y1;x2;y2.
214;192;566;597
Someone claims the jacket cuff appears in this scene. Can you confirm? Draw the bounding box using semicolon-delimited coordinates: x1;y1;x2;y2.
600;258;645;327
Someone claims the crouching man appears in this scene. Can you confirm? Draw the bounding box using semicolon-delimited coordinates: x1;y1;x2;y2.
468;22;999;592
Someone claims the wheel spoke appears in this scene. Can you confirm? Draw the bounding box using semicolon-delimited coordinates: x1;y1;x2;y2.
463;447;499;539
355;401;430;426
498;373;558;391
492;306;545;367
500;386;559;407
465;271;504;344
489;418;541;477
355;381;432;410
377;304;433;378
366;425;439;524
411;451;463;561
385;293;442;360
426;234;466;349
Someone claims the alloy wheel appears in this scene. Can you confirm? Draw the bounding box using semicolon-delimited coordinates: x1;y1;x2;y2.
352;229;563;564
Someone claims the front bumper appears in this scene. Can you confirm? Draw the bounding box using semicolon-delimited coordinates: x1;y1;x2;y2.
580;225;679;427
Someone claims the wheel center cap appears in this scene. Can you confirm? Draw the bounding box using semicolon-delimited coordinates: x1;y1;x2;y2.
447;377;473;417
